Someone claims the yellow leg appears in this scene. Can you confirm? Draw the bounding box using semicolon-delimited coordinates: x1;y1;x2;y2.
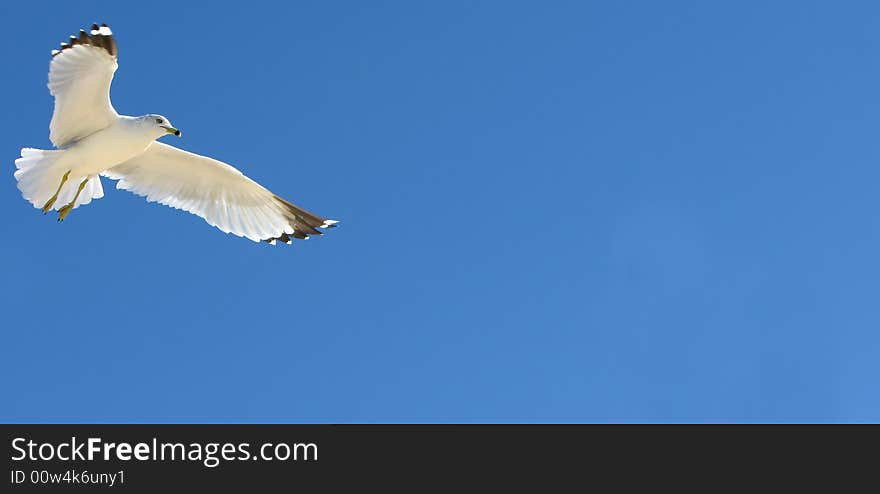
41;170;71;214
57;177;89;222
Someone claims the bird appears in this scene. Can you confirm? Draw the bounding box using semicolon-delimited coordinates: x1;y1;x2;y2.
14;23;338;245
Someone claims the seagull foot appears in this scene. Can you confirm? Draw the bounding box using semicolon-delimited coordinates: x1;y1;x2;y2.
41;198;57;214
41;171;71;214
57;204;74;221
56;176;89;222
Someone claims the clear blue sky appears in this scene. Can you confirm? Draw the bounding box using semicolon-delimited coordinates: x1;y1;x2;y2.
2;1;879;423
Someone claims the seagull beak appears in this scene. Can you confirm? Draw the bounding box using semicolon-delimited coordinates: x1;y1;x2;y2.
162;126;182;137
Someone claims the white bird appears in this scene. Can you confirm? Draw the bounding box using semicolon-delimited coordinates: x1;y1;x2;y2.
14;23;338;245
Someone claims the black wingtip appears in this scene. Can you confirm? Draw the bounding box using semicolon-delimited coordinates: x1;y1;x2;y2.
52;22;117;59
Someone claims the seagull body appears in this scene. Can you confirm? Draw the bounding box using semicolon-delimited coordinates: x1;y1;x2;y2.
14;23;338;244
50;116;157;177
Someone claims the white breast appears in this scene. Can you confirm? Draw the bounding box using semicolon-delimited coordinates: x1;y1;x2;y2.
61;118;154;176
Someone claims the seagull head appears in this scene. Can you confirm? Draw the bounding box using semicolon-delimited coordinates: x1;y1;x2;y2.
145;114;181;138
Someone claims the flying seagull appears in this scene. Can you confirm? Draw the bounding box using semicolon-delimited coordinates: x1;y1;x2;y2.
14;23;338;245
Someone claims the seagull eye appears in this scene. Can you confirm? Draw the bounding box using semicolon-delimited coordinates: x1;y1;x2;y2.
155;118;162;124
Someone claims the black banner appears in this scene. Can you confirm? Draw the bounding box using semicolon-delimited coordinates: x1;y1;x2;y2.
1;425;873;490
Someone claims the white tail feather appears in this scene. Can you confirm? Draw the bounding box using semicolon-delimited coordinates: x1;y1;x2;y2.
13;148;103;211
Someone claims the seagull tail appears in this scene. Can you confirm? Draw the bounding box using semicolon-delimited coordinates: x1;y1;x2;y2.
13;148;104;211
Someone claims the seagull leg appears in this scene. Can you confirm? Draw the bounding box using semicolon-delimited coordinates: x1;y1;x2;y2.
41;170;71;213
57;176;89;222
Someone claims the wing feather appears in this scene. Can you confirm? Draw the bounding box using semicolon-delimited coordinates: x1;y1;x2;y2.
102;142;338;244
48;23;119;147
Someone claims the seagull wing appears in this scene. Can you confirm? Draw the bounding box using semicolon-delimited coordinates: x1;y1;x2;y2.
48;23;119;147
102;142;338;244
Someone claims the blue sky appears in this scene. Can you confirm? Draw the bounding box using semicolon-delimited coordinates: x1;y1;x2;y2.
2;1;880;423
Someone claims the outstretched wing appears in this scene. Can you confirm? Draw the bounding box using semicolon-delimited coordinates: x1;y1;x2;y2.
102;142;338;244
48;23;119;147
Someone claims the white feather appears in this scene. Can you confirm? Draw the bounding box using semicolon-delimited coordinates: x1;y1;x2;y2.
103;142;297;242
48;45;118;147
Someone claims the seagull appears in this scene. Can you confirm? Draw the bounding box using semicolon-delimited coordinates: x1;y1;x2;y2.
14;23;338;245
